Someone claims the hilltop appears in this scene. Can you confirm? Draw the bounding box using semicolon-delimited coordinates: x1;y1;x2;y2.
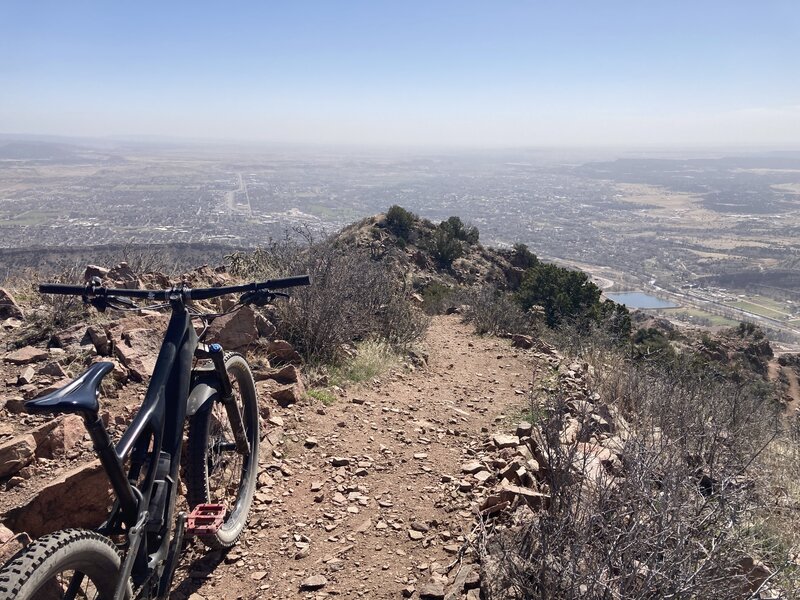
0;209;798;598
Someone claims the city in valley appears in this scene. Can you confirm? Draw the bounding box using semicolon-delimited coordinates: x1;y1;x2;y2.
1;137;799;346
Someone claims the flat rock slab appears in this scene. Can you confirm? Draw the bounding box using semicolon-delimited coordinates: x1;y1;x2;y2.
492;434;520;449
5;346;48;365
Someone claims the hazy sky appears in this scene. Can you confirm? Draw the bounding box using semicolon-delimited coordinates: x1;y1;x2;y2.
1;1;798;148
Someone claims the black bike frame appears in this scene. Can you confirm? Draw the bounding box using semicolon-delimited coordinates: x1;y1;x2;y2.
96;297;200;598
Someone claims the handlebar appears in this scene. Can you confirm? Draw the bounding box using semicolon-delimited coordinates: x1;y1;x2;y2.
39;275;311;302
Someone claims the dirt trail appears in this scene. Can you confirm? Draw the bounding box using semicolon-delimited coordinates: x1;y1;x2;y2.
782;366;800;417
172;315;539;600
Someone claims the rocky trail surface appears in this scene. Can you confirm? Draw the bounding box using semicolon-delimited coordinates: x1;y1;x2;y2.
171;315;540;600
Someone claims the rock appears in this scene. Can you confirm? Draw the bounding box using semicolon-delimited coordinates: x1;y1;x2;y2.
107;262;140;289
37;361;67;378
270;382;305;407
492;434;520;449
304;437;318;448
3;460;113;537
207;305;259;350
17;366;35;386
445;563;474;600
4;397;26;414
267;340;302;364
83;264;110;281
511;334;533;349
419;580;446;599
461;461;484;474
5;346;48;365
0;524;29;565
408;529;425;541
0;434;36;478
299;574;327;590
265;364;302;384
114;328;161;382
0;289;23;320
331;457;350;467
515;421;532;438
32;415;84;458
86;325;111;355
50;324;91;350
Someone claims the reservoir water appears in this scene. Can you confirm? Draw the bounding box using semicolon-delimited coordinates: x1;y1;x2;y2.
605;291;678;309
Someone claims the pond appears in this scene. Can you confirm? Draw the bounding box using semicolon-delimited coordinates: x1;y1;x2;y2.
605;291;678;309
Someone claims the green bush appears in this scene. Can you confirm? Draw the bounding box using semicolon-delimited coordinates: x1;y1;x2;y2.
430;227;463;268
511;242;539;269
385;205;415;241
439;216;479;245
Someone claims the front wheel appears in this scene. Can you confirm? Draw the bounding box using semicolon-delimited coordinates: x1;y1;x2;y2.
0;528;130;600
186;352;259;549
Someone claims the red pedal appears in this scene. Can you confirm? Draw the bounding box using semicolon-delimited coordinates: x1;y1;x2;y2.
185;504;226;536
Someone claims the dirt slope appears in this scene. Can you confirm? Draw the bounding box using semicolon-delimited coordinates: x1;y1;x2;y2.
171;315;539;600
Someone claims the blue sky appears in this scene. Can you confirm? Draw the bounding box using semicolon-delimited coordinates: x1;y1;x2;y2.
1;1;798;147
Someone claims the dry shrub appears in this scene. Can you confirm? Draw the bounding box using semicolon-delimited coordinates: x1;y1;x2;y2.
461;284;532;336
227;234;428;364
5;265;90;347
483;358;796;599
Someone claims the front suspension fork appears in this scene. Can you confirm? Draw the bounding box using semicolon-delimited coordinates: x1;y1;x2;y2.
205;344;250;456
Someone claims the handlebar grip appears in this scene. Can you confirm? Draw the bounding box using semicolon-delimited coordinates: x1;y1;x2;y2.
265;275;311;289
39;283;87;295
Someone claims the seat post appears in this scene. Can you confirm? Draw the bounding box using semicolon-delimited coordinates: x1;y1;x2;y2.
84;415;138;522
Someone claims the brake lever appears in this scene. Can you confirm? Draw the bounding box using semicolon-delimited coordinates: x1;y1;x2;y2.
239;290;289;307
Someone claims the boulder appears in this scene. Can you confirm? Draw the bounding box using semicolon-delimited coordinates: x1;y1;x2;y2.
83;264;110;281
206;305;259;350
86;325;111;355
32;415;85;458
3;460;113;537
50;324;91;349
0;434;36;478
511;334;533;349
107;262;140;289
5;346;48;365
265;364;302;385
271;382;305;408
0;288;24;320
267;340;302;364
114;327;161;382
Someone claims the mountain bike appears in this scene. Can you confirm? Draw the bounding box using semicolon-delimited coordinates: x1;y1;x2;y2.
0;274;310;600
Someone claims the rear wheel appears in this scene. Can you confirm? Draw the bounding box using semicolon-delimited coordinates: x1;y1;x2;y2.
0;528;129;600
186;352;259;549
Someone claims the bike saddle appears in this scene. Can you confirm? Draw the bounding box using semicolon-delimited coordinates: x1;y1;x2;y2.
25;361;114;416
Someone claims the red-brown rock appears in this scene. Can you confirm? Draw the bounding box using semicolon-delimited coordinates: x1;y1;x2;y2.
0;288;24;320
3;460;113;537
0;434;36;478
5;346;48;365
207;305;259;350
